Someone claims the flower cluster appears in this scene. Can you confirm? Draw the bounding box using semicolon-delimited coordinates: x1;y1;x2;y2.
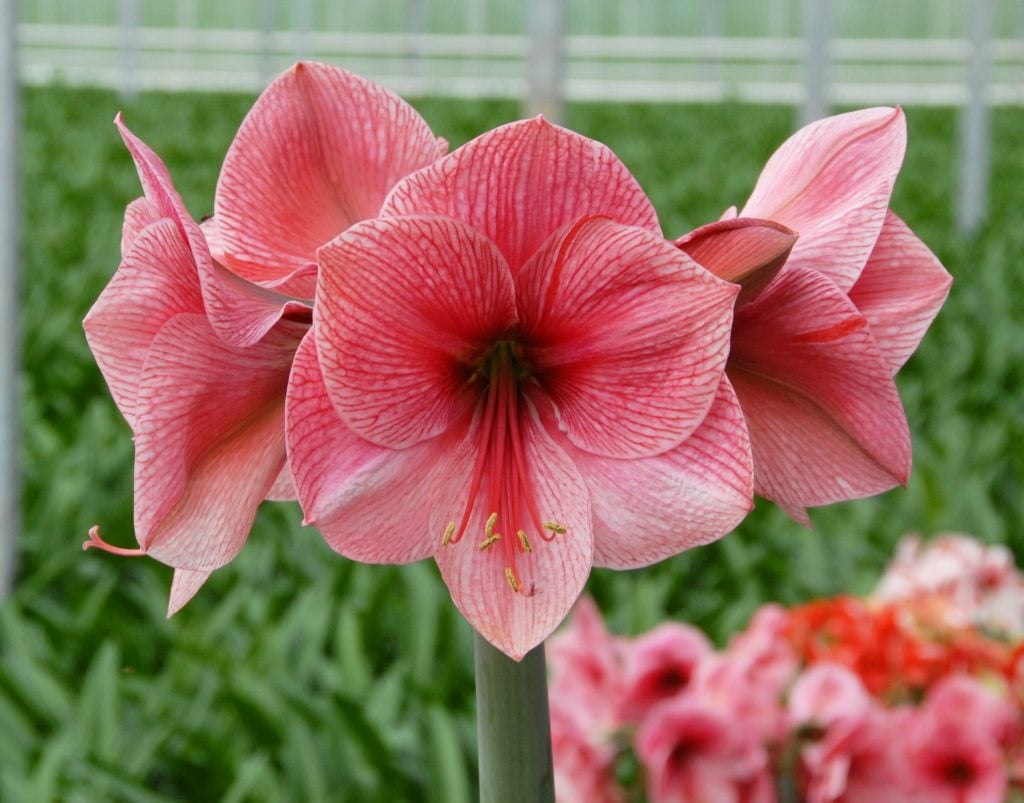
548;534;1024;802
84;62;950;659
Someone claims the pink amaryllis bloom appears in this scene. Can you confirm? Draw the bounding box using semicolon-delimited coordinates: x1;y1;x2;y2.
287;118;752;658
637;695;774;803
676;107;952;521
618;622;713;723
83;62;445;612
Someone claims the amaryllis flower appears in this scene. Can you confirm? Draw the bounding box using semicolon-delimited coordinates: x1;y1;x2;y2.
636;696;773;803
902;676;1017;803
617;622;713;722
676;107;952;521
83;62;445;611
287;118;752;658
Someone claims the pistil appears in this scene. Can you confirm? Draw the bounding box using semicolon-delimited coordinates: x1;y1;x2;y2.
442;342;565;593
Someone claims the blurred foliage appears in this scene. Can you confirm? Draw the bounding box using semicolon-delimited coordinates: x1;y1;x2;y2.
4;85;1022;800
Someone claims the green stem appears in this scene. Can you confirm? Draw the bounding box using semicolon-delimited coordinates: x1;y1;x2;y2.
474;632;555;803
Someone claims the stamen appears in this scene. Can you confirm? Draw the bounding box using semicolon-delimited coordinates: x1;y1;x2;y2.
82;525;146;557
543;522;567;535
442;522;456;546
505;567;521;593
479;534;501;551
484;512;498;539
517;530;533;553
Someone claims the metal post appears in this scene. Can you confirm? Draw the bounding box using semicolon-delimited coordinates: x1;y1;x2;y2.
525;0;566;123
701;0;724;88
0;0;21;599
292;0;315;62
957;0;993;235
405;0;427;95
800;0;832;126
260;0;277;85
119;0;140;100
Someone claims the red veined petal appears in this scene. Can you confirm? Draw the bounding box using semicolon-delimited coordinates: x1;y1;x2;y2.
562;377;753;568
133;314;304;569
115;113;313;347
286;330;439;562
381;116;660;275
516;216;737;459
315;214;517;449
848;211;952;374
432;406;593;660
167;568;212;616
214;62;447;283
729;266;911;521
84;218;204;430
675;217;798;306
741;107;906;292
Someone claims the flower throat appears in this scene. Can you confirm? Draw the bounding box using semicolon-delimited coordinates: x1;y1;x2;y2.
442;341;566;594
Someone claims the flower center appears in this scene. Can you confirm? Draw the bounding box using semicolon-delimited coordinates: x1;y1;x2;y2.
441;341;565;594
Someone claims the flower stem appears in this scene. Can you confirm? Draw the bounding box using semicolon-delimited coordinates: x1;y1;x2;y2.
474;631;555;803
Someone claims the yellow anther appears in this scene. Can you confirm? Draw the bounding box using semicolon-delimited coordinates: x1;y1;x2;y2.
505;568;521;593
442;522;456;546
478;534;501;551
517;530;532;553
485;512;498;539
543;521;567;535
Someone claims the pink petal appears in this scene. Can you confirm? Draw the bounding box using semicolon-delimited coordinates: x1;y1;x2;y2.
214;62;447;284
675;217;798;306
133;314;304;570
516;216;737;459
848;211;952;374
286;331;438;562
561;377;753;568
432;408;593;660
315;215;517;449
741;107;906;292
121;196;159;255
167;568;212;616
264;462;296;501
84;218;204;430
116;114;311;347
381;116;660;274
729;266;911;520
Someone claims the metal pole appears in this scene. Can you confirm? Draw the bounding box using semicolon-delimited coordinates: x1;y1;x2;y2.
525;0;566;123
260;0;277;86
405;0;427;95
0;0;21;598
800;0;832;126
292;0;315;62
119;0;139;100
957;0;993;235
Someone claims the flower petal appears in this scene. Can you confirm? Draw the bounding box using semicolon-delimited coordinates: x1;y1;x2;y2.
561;377;753;568
316;215;517;449
741;107;906;292
286;330;439;562
848;211;952;374
432;407;593;660
115;113;312;347
133;314;304;570
214;61;447;284
381;117;660;274
729;266;911;520
121;196;159;255
516;216;737;459
84;218;205;430
167;568;212;616
675;217;798;306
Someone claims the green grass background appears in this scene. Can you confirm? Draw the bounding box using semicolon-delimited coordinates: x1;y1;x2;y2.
4;85;1023;800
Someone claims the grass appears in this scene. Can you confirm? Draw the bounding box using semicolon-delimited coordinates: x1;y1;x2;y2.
3;83;1023;800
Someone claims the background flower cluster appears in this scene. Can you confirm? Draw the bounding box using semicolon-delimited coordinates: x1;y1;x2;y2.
549;533;1024;802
